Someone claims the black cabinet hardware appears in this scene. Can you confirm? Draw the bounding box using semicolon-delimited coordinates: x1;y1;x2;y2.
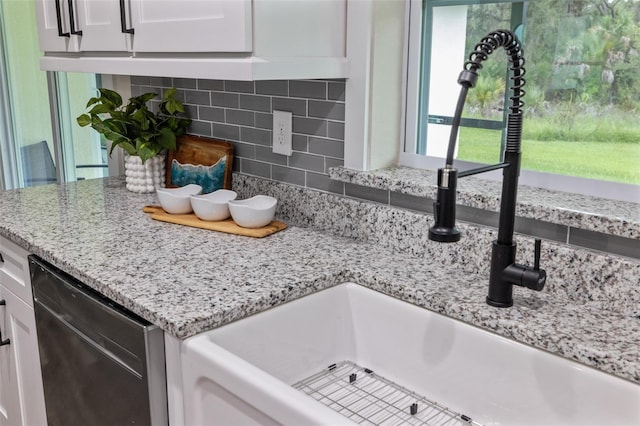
67;0;82;35
54;0;70;37
120;0;134;34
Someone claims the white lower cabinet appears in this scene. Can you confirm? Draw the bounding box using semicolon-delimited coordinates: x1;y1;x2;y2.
0;237;46;426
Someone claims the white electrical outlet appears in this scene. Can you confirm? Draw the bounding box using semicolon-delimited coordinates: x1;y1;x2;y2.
272;110;293;156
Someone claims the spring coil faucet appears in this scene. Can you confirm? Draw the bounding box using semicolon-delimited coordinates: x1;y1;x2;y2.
428;30;546;307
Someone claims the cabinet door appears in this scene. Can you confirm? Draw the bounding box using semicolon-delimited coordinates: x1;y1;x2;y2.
76;0;130;51
129;0;252;52
0;285;17;426
0;287;47;426
34;0;79;52
0;237;32;306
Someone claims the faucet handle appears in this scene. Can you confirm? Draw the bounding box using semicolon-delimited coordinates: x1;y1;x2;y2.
523;239;546;291
534;239;541;271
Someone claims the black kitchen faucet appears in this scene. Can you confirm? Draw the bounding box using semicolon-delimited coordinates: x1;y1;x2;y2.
428;29;546;307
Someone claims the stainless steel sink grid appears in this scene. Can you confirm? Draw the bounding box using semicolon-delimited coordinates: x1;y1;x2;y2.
292;361;482;426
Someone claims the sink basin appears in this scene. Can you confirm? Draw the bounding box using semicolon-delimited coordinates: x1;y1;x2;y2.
181;283;640;425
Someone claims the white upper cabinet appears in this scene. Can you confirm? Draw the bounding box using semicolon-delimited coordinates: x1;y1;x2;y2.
129;0;251;52
35;0;348;80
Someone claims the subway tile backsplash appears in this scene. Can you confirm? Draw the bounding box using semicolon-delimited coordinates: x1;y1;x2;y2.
131;77;346;194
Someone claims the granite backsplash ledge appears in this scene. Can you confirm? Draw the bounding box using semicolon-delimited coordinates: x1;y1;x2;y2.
329;166;640;241
233;173;640;316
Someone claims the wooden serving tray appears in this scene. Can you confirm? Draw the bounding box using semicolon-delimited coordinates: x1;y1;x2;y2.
143;205;287;238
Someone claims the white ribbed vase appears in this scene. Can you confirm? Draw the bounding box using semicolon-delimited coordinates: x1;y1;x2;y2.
124;154;166;193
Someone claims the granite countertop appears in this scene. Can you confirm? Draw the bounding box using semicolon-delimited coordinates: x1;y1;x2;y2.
0;178;638;384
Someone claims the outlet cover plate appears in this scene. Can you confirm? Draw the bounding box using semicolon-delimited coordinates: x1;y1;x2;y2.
272;110;292;156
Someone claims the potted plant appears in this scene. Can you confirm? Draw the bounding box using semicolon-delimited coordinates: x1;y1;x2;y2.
77;87;191;193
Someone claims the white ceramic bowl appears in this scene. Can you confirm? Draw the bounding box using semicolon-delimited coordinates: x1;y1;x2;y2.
228;195;277;228
156;184;202;214
190;189;238;221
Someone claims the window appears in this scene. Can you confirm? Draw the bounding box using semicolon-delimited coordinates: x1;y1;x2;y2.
0;1;106;190
403;0;640;197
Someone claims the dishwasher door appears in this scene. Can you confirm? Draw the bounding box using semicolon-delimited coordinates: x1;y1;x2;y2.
29;256;167;426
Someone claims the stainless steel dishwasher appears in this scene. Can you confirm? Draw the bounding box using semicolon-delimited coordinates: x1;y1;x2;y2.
29;255;168;426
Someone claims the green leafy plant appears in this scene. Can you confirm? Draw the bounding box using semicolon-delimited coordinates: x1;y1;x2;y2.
77;88;191;164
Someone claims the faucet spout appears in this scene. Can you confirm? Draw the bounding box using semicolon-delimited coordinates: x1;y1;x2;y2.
427;29;546;307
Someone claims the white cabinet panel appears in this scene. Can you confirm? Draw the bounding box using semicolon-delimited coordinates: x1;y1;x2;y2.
0;237;46;426
76;0;129;51
129;0;252;52
0;287;47;426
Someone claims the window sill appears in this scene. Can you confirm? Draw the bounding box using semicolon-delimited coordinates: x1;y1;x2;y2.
329;166;640;241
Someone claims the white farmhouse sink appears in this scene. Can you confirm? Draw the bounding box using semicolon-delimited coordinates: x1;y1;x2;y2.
181;283;640;426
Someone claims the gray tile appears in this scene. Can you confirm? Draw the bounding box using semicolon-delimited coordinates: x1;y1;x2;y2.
135;86;161;97
184;90;210;106
289;152;325;173
212;123;240;141
241;159;271;179
239;94;271;112
199;106;225;123
240;127;271;146
232;142;256;159
130;85;143;97
308;137;343;159
514;217;568;243
184;105;198;120
226;109;255;126
328;81;345;101
212;92;239;108
292;134;308;152
256;80;288;96
173;89;187;102
149;77;172;87
131;76;150;86
390;192;431;213
187;121;212;137
255;113;273;130
308;100;345;120
255;146;288;165
324;157;344;173
232;157;241;172
328;121;345;140
272;97;307;116
457;205;498;228
225;80;255;93
293;117;327;137
272;165;305;186
345;183;389;204
455;205;568;243
173;78;197;89
198;79;224;91
307;172;345;194
290;80;326;99
569;228;640;259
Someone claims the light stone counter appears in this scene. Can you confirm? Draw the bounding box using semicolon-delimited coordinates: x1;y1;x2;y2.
0;178;638;384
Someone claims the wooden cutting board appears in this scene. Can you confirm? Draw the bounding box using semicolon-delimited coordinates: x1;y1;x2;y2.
143;205;287;238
